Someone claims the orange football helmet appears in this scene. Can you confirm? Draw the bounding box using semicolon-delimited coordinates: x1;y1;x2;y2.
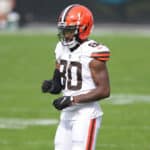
57;4;94;48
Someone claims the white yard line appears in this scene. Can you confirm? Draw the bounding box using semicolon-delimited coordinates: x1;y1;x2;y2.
108;94;150;105
0;94;149;113
0;118;58;129
0;94;150;129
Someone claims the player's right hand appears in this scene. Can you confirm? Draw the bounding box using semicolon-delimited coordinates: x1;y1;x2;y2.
41;80;52;93
53;96;72;110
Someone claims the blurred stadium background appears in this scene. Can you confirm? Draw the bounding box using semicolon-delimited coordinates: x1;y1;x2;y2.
0;0;150;150
13;0;150;25
0;0;150;30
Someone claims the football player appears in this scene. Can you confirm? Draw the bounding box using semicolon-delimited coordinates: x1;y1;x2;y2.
42;4;110;150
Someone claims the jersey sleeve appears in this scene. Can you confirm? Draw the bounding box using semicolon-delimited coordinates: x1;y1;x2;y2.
54;42;63;63
90;43;110;61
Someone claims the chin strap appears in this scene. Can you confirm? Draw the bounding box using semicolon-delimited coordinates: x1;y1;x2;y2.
69;43;80;52
69;38;88;52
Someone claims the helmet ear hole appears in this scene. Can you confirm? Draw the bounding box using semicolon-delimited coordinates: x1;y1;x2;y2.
79;25;87;34
82;25;87;32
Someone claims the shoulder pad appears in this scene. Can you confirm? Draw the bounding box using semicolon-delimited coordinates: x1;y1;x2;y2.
87;41;110;61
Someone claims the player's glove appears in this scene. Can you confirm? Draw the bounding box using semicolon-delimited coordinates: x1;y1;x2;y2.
41;69;62;94
53;96;73;110
41;80;52;93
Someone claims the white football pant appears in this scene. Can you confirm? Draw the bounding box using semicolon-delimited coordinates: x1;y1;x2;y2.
54;116;102;150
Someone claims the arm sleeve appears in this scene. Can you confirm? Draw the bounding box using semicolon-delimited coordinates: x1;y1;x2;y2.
49;69;62;94
90;45;110;61
55;42;62;63
50;42;63;94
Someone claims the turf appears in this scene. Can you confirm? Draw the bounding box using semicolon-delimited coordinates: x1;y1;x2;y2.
0;32;150;150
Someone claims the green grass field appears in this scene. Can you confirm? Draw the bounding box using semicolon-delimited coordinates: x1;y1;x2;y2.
0;32;150;150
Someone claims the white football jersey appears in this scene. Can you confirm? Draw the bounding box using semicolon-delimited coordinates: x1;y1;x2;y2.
55;40;110;120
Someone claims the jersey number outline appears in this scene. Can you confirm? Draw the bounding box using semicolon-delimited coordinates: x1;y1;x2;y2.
60;60;82;90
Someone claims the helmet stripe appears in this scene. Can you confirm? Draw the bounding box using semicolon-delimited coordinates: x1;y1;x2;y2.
61;4;77;22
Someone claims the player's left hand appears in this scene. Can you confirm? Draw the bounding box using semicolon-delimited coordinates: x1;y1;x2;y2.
41;80;52;93
53;96;73;110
